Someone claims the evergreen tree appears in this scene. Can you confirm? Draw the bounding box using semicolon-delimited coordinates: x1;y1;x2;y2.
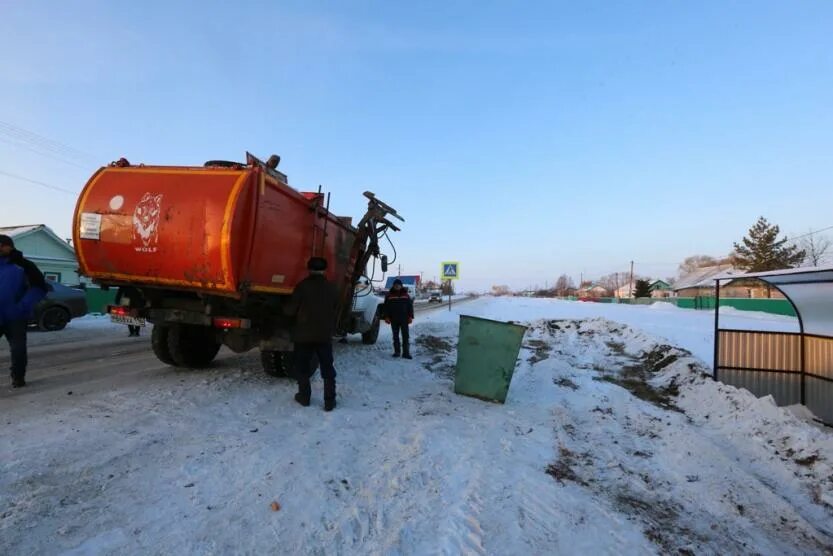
633;279;652;298
733;217;805;271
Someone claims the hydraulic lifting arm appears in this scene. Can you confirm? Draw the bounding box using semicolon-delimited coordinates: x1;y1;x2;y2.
336;192;404;333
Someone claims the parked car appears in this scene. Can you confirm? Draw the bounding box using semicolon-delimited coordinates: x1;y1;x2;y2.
31;283;88;331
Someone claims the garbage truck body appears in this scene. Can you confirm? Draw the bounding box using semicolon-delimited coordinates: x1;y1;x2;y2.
73;153;402;372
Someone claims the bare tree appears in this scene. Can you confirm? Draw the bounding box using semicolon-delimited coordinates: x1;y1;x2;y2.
800;232;832;267
597;273;619;295
599;271;639;297
491;285;511;296
678;255;717;276
554;274;574;297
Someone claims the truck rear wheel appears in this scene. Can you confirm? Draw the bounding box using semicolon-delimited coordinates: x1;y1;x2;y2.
261;350;319;378
151;325;176;365
261;350;292;378
362;312;381;345
167;324;221;368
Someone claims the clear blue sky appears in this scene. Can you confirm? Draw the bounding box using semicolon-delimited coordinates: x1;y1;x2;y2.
2;1;832;291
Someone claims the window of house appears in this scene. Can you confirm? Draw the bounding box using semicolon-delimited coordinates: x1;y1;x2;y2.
44;272;61;283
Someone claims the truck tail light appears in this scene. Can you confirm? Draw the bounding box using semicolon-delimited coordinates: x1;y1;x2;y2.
213;317;251;329
108;305;135;317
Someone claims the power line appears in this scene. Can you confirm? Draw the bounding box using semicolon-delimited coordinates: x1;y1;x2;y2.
0;169;77;195
0;136;90;169
0;120;97;162
788;225;833;241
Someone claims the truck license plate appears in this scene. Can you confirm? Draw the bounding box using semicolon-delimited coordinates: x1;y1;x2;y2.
111;315;146;327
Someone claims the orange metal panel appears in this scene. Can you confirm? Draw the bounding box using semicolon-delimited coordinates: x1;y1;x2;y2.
244;176;356;296
74;164;360;299
74;166;253;295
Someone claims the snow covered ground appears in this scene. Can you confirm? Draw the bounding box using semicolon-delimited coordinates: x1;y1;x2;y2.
24;314;126;348
1;297;831;554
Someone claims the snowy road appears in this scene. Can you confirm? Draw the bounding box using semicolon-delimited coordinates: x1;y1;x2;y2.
0;320;245;408
2;298;832;555
1;297;470;402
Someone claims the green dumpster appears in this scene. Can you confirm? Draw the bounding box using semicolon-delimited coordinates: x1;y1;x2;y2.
454;315;527;403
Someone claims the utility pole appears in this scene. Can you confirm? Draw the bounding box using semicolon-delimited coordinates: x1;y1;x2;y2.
629;261;634;299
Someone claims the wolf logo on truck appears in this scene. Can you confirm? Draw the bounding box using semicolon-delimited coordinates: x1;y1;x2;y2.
133;193;163;252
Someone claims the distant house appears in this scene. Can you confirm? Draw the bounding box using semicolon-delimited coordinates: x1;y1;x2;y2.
613;279;672;299
650;279;673;298
614;282;633;299
0;224;80;285
577;283;609;298
673;265;783;298
674;265;736;297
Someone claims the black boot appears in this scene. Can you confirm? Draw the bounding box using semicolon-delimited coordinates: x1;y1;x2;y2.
11;375;26;388
295;380;311;407
393;351;401;358
402;351;412;360
323;379;336;412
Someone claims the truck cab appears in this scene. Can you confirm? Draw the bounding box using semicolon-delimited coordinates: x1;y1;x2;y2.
350;280;382;344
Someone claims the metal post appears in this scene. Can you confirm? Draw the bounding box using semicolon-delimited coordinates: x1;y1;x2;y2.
448;280;452;311
319;192;331;255
713;279;721;380
800;308;806;407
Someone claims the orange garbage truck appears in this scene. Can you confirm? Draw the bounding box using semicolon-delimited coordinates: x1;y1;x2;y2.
73;153;403;374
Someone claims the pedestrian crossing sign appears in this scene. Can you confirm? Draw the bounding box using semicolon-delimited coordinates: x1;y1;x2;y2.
441;262;460;280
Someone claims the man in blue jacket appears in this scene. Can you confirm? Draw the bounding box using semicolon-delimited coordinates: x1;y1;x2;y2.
0;234;48;388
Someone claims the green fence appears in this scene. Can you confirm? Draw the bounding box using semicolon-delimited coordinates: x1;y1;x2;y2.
629;296;796;317
556;295;796;317
687;296;796;317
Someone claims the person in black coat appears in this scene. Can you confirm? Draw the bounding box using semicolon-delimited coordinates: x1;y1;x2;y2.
383;279;414;359
283;257;340;411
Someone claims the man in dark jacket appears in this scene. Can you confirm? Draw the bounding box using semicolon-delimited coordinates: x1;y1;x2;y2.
0;234;48;388
284;257;340;411
384;279;414;359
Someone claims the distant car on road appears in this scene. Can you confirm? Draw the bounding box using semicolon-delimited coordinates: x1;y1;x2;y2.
428;290;443;303
31;283;88;331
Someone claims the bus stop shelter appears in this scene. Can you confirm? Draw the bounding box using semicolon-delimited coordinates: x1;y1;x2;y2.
713;266;833;425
